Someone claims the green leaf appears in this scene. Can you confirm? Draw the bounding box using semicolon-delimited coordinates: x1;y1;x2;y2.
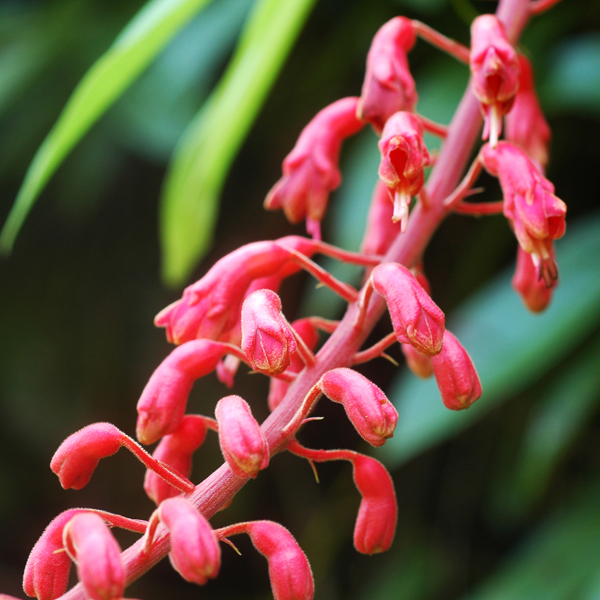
159;0;317;287
0;0;216;253
381;212;600;467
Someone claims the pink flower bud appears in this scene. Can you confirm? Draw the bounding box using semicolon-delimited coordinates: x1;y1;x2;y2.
319;368;397;447
358;17;417;134
264;97;364;238
481;141;566;285
470;15;520;142
24;509;84;600
62;512;124;600
512;244;556;313
215;395;269;478
360;180;402;257
401;343;433;378
351;455;397;554
158;498;221;585
144;415;209;505
431;331;482;410
136;339;228;445
505;54;551;170
371;262;445;356
378;112;430;231
50;423;123;490
155;237;317;345
241;290;296;375
246;521;314;600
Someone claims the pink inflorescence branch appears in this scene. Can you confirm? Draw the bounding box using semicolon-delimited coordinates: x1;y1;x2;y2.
11;1;567;599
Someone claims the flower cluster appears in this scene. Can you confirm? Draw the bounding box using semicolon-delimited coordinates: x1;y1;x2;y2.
7;3;567;600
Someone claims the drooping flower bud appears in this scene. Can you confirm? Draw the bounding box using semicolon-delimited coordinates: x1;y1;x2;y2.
144;415;209;505
62;512;124;600
401;343;433;378
505;54;551;170
371;262;445;356
512;244;556;312
319;368;397;447
481;141;566;286
136;340;229;445
351;455;397;554
264;97;365;238
378;112;430;231
268;318;320;411
431;330;482;410
358;17;417;133
470;14;520;144
158;498;221;585
245;521;314;600
215;395;269;478
24;509;84;600
241;290;296;375
360;180;402;257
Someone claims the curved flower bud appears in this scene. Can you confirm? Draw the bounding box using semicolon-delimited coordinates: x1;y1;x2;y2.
62;513;124;600
351;455;397;554
158;498;221;585
319;368;397;446
144;415;209;505
371;262;445;356
358;17;417;134
215;395;269;478
360;180;402;257
241;290;296;375
264;97;364;238
401;343;433;378
432;331;482;410
470;15;520;144
378;112;430;231
136;340;230;445
505;54;551;170
246;521;314;600
24;509;84;600
50;423;123;490
481;141;566;286
512;244;556;313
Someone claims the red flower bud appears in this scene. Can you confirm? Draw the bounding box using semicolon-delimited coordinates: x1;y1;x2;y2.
401;343;433;378
158;498;221;585
470;15;520;144
144;415;209;505
319;368;397;446
265;97;364;238
505;54;551;170
24;509;84;600
431;331;482;410
246;521;314;600
351;455;397;554
215;395;269;478
360;180;402;257
136;340;229;445
378;112;430;231
241;289;296;375
371;262;445;356
62;512;124;600
512;244;556;313
358;17;417;134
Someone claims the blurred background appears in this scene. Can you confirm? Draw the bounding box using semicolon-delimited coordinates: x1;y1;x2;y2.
1;0;600;599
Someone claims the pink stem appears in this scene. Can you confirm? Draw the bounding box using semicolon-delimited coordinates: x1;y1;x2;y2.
314;240;382;266
290;326;317;367
528;0;563;14
443;154;483;209
412;20;470;63
307;316;339;333
417;113;448;138
287;439;358;464
453;200;504;216
91;510;148;534
352;332;397;365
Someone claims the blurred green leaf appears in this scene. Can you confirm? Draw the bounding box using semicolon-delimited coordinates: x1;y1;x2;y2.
381;212;600;466
463;483;600;600
160;0;316;287
0;0;217;253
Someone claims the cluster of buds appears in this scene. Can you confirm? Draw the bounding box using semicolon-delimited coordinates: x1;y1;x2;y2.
8;3;567;600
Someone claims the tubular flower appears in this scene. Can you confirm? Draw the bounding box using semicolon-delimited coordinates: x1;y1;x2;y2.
371;262;445;356
481;141;566;285
357;16;418;133
505;54;551;170
470;14;520;145
512;244;556;312
264;97;365;239
241;289;296;375
378;112;430;232
431;331;482;410
360;180;402;257
401;343;433;378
